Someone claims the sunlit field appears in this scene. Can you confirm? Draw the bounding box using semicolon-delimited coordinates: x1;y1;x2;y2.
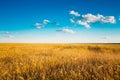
0;44;120;80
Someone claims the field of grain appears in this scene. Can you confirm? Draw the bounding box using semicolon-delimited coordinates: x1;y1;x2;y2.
0;44;120;80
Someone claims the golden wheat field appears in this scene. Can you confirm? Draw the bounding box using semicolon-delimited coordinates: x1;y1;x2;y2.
0;43;120;80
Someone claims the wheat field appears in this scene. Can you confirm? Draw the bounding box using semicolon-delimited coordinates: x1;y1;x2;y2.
0;43;120;80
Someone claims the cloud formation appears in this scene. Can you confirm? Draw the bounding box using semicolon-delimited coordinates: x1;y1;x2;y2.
70;18;75;23
69;10;80;17
69;11;116;28
43;19;50;24
82;14;116;23
77;20;90;28
57;28;75;34
35;23;44;28
35;19;60;29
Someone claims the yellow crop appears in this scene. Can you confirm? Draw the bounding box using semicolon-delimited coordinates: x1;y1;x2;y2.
0;43;120;80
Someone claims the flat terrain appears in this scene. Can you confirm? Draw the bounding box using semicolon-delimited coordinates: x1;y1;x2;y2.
0;44;120;80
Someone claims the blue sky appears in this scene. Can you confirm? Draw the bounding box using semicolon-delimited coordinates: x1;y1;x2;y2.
0;0;120;43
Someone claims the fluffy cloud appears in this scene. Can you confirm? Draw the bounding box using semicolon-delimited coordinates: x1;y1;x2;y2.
69;10;80;17
35;19;60;29
77;20;90;28
57;28;75;34
100;16;116;24
69;10;116;28
35;23;44;28
70;18;75;23
43;19;50;24
35;20;50;29
82;14;100;23
82;14;116;24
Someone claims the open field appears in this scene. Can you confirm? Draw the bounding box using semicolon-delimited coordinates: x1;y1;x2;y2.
0;43;120;80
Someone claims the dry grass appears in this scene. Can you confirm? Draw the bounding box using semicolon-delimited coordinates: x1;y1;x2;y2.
0;43;120;80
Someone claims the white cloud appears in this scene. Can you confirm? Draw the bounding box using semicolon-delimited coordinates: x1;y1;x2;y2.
57;28;75;34
82;14;116;24
82;14;100;23
35;23;44;28
69;10;116;28
70;18;75;23
77;20;90;28
100;16;116;24
35;20;60;29
43;19;50;24
69;10;80;17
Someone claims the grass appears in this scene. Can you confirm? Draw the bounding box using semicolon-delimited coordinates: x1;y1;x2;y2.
0;43;120;80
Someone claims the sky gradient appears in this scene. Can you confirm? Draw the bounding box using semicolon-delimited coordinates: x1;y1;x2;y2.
0;0;120;43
